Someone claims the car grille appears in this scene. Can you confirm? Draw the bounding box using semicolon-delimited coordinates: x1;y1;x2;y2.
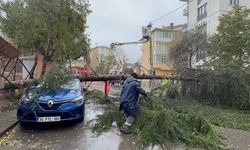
38;102;62;110
39;102;71;110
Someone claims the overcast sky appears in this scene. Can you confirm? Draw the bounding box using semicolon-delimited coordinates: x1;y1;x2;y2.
87;0;187;63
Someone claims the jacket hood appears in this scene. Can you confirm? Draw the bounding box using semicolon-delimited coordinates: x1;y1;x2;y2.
126;75;138;83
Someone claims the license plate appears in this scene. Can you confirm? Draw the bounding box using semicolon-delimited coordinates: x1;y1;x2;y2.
37;116;61;122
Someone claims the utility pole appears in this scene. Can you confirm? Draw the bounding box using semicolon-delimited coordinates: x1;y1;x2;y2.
147;23;153;75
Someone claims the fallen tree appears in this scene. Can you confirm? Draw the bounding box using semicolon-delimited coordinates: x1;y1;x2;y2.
91;86;225;150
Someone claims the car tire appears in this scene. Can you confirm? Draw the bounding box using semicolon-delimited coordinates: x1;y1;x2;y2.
76;116;84;123
19;121;28;128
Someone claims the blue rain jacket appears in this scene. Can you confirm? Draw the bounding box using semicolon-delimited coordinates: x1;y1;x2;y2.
119;75;146;117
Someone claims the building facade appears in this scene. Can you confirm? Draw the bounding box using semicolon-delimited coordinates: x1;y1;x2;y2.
141;25;184;75
180;0;250;67
89;46;113;71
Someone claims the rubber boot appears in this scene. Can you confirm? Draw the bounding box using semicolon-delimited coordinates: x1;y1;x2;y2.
120;124;132;134
120;116;135;134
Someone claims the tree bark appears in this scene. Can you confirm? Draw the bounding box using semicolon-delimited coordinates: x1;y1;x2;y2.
0;56;4;89
41;57;47;76
189;53;193;69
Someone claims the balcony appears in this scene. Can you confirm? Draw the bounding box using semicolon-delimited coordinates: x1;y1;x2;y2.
183;6;189;16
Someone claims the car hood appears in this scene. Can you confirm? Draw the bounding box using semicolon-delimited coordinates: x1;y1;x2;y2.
37;89;81;102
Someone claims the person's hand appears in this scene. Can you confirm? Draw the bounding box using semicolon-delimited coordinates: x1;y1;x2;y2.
144;92;149;97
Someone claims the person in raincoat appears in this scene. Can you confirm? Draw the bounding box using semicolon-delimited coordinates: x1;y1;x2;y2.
119;71;148;134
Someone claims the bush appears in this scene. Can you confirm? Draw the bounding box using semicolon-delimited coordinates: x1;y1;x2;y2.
179;67;250;109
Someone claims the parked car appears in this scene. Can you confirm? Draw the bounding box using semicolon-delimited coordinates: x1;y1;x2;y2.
17;78;85;127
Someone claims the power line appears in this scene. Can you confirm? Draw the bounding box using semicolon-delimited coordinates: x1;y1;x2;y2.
150;3;187;23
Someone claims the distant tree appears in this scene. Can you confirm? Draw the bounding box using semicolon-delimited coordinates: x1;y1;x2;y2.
169;30;208;72
96;54;117;74
207;6;250;70
0;0;91;75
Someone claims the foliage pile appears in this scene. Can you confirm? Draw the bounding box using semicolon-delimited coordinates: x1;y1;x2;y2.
36;62;70;94
170;99;250;131
26;62;70;112
92;86;224;150
179;67;250;109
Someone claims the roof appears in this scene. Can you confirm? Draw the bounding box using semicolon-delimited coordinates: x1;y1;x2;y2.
152;28;182;33
0;37;19;59
91;46;111;50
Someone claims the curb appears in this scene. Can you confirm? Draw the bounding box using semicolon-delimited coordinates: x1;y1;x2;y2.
0;121;19;138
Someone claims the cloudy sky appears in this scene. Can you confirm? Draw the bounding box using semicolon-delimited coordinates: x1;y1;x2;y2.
87;0;187;63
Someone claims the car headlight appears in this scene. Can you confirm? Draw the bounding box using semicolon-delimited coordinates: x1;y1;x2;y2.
20;95;31;104
72;95;84;104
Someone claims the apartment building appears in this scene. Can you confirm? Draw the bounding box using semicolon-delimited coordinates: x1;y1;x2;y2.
141;25;184;75
180;0;250;67
89;46;113;71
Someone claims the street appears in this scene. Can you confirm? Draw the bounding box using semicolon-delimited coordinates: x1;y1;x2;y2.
0;101;140;150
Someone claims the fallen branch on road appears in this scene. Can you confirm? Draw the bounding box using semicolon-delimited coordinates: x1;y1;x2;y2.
91;86;225;150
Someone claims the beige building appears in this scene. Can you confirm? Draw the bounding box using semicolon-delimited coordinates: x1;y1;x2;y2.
141;25;185;75
89;46;113;71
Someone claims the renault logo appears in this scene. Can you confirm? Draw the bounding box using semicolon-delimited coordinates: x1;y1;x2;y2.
47;100;54;108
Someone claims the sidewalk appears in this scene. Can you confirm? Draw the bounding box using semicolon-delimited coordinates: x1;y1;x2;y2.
0;91;18;137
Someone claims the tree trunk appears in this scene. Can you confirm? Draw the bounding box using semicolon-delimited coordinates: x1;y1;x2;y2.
0;56;4;89
34;54;51;79
189;53;193;69
41;58;47;76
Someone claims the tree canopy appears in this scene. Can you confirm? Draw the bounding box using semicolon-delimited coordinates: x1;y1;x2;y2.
96;53;117;74
169;30;207;72
207;6;250;70
0;0;91;63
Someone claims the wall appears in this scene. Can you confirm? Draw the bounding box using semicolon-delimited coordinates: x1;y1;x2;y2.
89;47;99;71
141;27;183;75
141;41;151;74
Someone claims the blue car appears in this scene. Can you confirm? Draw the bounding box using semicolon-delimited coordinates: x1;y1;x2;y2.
17;78;85;126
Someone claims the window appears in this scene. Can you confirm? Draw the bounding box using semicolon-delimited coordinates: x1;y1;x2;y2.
155;54;167;64
198;23;207;34
197;3;207;21
156;42;167;54
230;0;239;5
162;31;172;39
155;42;168;64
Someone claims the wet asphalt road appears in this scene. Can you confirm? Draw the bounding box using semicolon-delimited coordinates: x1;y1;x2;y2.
0;102;138;150
0;83;139;150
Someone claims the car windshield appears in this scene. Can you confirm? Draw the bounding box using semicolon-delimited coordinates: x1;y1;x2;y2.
62;79;80;90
